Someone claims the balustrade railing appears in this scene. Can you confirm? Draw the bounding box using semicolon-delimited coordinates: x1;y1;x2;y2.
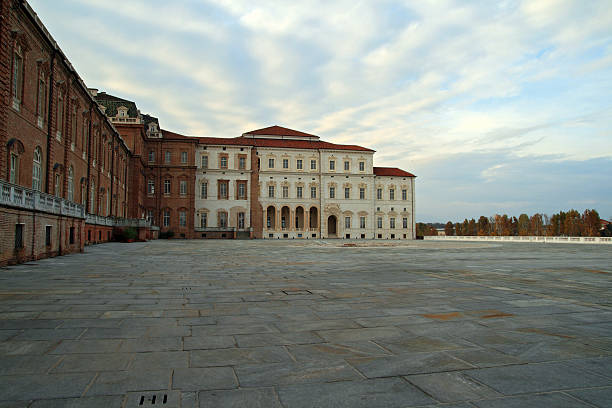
424;235;612;244
1;179;85;218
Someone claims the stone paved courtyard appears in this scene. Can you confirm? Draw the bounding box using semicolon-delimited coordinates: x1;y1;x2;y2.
0;240;611;407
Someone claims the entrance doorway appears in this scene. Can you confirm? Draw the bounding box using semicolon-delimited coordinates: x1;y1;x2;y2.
327;215;337;237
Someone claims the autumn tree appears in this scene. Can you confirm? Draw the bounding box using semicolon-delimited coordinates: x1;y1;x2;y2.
455;222;462;236
581;209;600;237
518;214;530;236
444;221;454;236
467;218;477;236
477;216;490;236
564;210;581;236
529;213;544;236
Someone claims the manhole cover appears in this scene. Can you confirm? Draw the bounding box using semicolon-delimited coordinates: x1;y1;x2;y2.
126;391;180;407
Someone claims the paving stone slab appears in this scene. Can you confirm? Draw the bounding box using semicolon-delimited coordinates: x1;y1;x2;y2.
316;326;406;342
568;387;612;407
234;331;323;347
0;373;95;401
0;355;62;375
348;351;474;378
287;341;391;362
191;346;292;367
472;392;593;408
118;337;182;352
183;335;236;350
277;377;435;408
235;360;362;387
199;387;282;408
129;351;189;370
50;339;122;354
52;353;132;373
172;367;237;391
29;396;125;407
85;369;171;396
405;371;501;402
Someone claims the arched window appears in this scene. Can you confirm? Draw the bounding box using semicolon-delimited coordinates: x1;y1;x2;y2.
54;173;62;197
67;166;74;201
32;147;42;191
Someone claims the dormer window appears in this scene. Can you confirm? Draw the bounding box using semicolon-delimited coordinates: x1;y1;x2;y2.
117;106;128;118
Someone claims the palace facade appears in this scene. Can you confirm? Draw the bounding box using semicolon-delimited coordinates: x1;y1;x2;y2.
0;0;415;265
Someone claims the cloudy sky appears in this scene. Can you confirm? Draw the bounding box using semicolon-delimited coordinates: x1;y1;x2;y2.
29;0;612;222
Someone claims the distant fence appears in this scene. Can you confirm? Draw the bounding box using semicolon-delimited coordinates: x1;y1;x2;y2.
424;235;612;245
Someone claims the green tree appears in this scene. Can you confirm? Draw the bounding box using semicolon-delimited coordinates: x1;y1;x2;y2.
518;213;530;236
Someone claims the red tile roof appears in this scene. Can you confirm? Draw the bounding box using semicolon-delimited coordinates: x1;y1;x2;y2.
374;167;416;177
243;125;318;138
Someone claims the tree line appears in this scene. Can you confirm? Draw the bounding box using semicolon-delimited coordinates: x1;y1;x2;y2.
417;209;608;237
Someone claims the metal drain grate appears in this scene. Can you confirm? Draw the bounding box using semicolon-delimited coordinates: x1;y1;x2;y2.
126;391;180;407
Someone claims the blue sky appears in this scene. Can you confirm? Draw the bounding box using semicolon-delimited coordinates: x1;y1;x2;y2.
29;0;612;222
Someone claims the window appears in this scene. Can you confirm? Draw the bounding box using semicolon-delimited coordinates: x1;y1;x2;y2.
377;217;383;229
181;151;188;163
345;217;351;229
37;76;46;125
311;186;316;199
239;157;246;169
69;227;75;244
71;108;77;150
165;151;171;163
359;161;365;171
238;182;246;199
57;95;64;139
344;161;349;171
81;183;86;205
163;210;170;227
32;147;42;191
45;226;52;246
311;159;316;170
269;158;275;168
219;181;228;199
201;155;208;168
403;217;408;229
390;189;395;200
283;159;289;169
55;174;61;197
297;159;303;170
402;189;407;200
164;179;171;195
148;179;155;195
282;186;289;198
201;182;208;199
390;218;396;229
180;180;187;196
359;187;365;200
82;120;89;156
297;186;303;198
238;212;245;229
220;156;228;169
219;212;228;228
9;153;18;184
360;216;366;229
377;188;382;200
268;185;275;198
344;187;350;199
147;210;154;222
329;160;335;171
89;181;95;214
67;166;74;201
15;224;24;249
11;46;23;109
200;212;207;228
329;187;335;198
179;211;186;227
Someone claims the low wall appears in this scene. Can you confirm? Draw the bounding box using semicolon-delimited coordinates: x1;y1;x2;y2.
424;235;612;245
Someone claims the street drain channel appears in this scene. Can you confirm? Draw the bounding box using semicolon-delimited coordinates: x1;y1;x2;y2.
283;289;312;295
126;391;179;407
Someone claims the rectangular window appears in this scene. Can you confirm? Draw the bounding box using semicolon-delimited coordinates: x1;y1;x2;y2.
239;157;246;169
268;185;275;198
165;151;171;163
390;189;395;200
57;96;64;138
390;218;396;229
69;227;75;244
360;216;366;229
359;187;365;200
402;189;407;200
45;226;52;247
296;186;303;198
344;187;350;199
9;154;18;184
201;213;207;228
283;159;289;169
344;161;349;171
238;182;246;199
179;211;186;227
37;78;46;121
163;211;170;227
147;210;154;222
403;217;408;229
297;159;303;169
180;180;187;196
219;212;227;228
148;179;155;194
377;188;382;200
359;161;365;171
329;187;335;199
12;51;23;107
311;159;316;170
164;179;171;195
238;212;245;229
310;186;316;198
282;186;288;198
269;158;275;168
201;182;207;198
219;181;228;199
377;217;383;229
181;151;188;163
202;155;208;168
345;217;351;229
329;160;335;171
15;224;24;249
220;156;228;169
